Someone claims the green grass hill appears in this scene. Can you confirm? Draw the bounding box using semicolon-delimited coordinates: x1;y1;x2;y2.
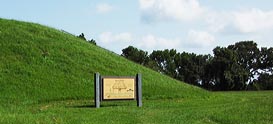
1;18;272;124
0;18;208;106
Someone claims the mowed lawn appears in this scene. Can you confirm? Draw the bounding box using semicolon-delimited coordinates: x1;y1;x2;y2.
1;18;272;124
1;91;272;124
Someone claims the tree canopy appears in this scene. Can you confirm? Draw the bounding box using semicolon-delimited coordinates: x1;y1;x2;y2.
121;41;273;91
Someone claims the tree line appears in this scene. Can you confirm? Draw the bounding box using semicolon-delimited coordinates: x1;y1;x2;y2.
121;41;273;91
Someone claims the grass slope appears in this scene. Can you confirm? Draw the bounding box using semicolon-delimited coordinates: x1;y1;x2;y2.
1;18;272;124
0;18;207;105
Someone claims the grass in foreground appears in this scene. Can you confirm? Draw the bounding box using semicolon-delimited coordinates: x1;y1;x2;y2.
1;91;272;124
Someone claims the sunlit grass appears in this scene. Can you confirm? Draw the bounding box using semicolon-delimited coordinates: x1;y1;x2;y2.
0;18;272;124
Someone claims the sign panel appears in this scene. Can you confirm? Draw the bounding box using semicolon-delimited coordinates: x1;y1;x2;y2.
102;77;135;100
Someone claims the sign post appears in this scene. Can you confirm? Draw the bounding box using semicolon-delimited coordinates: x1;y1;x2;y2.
94;73;142;108
137;73;142;107
94;73;100;108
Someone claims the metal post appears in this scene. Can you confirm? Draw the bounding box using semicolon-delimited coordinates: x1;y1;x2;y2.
94;72;100;108
137;73;142;107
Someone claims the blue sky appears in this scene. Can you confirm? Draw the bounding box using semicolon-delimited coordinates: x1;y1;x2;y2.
1;0;273;54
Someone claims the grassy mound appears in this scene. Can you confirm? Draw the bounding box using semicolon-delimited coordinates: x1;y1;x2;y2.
0;18;208;106
1;18;272;124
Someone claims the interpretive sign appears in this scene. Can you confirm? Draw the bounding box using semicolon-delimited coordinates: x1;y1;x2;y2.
102;77;135;100
94;73;142;108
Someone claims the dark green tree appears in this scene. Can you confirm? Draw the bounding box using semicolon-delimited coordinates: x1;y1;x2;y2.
174;52;207;86
78;33;86;41
88;39;96;45
252;47;273;90
255;73;273;90
227;41;260;84
205;47;248;90
149;49;177;77
259;47;273;73
121;46;149;65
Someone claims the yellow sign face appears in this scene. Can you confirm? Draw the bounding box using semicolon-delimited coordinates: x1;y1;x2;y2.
102;78;135;100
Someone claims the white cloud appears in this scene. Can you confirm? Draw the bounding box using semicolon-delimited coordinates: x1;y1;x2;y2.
115;32;132;42
205;8;273;34
97;8;273;54
139;0;273;34
205;11;232;33
98;33;182;53
99;32;132;44
187;30;215;47
96;3;114;13
233;8;273;33
138;0;273;39
99;32;111;43
139;0;204;22
139;0;155;10
138;34;181;50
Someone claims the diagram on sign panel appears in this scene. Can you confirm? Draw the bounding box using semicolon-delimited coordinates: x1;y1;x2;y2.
112;80;127;93
104;78;135;99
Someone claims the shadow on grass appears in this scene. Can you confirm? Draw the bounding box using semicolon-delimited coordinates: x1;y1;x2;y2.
67;103;128;108
68;105;95;108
